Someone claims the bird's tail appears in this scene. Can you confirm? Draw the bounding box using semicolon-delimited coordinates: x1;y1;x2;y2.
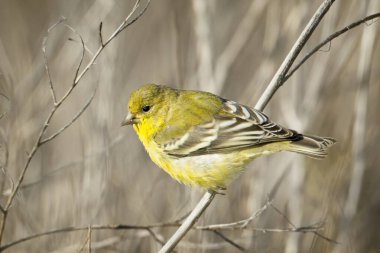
287;134;336;159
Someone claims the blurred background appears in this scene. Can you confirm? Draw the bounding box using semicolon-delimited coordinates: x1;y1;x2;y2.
0;0;380;252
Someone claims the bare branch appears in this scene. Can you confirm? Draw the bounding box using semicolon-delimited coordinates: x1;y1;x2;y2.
0;0;150;245
88;226;92;253
196;198;271;231
250;223;324;233
255;0;335;111
63;24;86;89
269;202;337;244
212;231;245;252
99;22;104;47
77;226;92;253
160;1;336;252
40;85;98;145
0;216;331;252
68;37;94;56
57;0;150;105
270;202;297;228
105;0;151;46
42;17;66;103
159;191;216;253
285;12;380;82
0;224;156;252
146;228;165;246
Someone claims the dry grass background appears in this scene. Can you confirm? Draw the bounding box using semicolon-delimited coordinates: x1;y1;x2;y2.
0;0;380;252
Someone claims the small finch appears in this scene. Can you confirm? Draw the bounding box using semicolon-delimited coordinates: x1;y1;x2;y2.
122;84;335;190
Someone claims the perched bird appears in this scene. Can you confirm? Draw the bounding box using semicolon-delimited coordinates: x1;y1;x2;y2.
122;84;335;191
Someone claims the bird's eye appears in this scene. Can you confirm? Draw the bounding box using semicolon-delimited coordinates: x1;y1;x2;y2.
142;105;151;112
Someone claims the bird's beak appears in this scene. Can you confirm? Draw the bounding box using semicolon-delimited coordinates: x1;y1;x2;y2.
121;112;137;126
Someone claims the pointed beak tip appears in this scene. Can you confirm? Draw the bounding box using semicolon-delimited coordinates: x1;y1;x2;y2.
121;112;135;126
121;120;130;126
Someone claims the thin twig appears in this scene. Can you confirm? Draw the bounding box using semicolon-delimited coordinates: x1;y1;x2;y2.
88;226;92;253
68;37;94;56
42;17;66;103
146;228;165;246
63;24;86;89
0;218;330;252
270;202;297;228
40;85;98;145
255;0;335;111
0;224;149;251
0;108;55;245
0;194;328;250
57;0;149;107
99;22;104;47
0;0;150;246
77;226;92;253
270;202;337;244
196;198;272;231
213;231;245;252
285;12;380;81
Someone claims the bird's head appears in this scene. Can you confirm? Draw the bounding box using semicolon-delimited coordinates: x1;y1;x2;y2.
122;84;175;126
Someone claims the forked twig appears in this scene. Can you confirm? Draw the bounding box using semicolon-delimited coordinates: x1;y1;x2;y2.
0;198;334;252
40;85;98;145
0;0;150;246
285;12;380;81
255;0;335;111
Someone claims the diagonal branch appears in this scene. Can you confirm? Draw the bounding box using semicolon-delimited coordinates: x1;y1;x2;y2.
0;0;150;246
64;24;86;90
40;85;98;145
146;228;165;246
285;12;380;82
212;231;245;252
158;191;215;253
159;1;336;252
77;226;92;253
255;0;335;111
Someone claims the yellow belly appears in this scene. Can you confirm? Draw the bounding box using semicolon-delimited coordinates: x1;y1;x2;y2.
133;123;287;190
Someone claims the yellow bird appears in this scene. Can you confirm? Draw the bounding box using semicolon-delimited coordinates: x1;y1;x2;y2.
122;84;335;191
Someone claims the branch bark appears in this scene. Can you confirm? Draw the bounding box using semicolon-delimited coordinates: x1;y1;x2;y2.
0;0;150;246
0;199;330;252
158;191;215;253
159;0;336;252
255;0;335;111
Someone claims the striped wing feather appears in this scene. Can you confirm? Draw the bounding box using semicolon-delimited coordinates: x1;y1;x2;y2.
160;99;301;157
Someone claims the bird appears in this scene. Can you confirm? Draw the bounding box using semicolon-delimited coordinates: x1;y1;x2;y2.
122;84;335;191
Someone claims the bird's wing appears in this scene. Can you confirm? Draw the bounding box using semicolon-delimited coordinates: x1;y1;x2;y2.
157;99;301;157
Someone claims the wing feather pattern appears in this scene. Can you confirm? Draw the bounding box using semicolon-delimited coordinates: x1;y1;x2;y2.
159;99;301;157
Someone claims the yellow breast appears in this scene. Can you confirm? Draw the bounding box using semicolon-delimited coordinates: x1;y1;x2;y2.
133;120;283;190
133;122;251;189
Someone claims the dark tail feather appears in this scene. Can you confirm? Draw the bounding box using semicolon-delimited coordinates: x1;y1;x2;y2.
287;134;336;159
